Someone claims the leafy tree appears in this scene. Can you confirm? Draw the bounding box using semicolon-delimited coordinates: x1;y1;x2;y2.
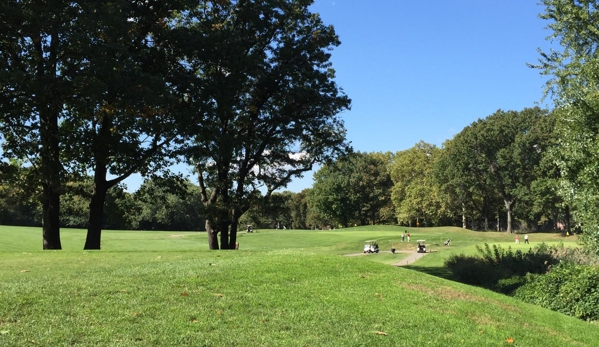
60;177;133;230
288;190;309;229
0;0;81;248
443;108;550;233
183;0;351;249
310;152;393;227
390;141;443;226
534;0;599;252
436;134;510;231
61;1;193;249
0;0;192;249
131;177;205;231
239;191;296;230
0;161;41;226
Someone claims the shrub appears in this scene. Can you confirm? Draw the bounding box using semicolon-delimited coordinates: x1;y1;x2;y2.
444;243;559;293
514;263;599;321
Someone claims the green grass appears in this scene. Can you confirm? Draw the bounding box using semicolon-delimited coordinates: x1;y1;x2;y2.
0;225;591;346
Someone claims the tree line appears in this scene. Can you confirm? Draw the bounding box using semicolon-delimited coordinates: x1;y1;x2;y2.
307;106;565;235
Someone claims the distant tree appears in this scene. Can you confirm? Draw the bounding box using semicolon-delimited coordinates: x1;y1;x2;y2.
0;161;40;226
444;108;550;233
310;152;393;227
288;190;309;229
131;178;205;231
60;177;134;230
435;136;503;230
182;0;351;249
390;141;442;227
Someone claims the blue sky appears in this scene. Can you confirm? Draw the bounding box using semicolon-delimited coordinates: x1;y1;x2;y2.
125;0;555;193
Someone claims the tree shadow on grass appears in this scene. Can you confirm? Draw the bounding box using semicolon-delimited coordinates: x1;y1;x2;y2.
402;265;453;280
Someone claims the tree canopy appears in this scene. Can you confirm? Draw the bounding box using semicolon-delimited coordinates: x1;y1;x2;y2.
310;152;393;227
181;0;351;249
535;0;599;253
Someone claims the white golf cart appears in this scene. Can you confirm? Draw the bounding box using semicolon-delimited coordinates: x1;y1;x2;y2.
416;240;427;253
363;240;380;253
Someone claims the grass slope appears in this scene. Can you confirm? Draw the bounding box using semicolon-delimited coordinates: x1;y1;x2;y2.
0;226;589;346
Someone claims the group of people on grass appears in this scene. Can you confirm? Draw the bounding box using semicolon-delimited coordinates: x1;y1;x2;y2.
401;231;410;242
515;234;529;244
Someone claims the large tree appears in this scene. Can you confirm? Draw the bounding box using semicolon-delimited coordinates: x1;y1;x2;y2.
61;1;192;249
444;108;550;233
0;0;192;249
534;0;599;252
310;152;393;227
182;0;351;249
0;0;81;249
390;141;443;227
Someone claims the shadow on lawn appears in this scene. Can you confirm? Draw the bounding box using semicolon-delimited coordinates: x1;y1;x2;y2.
402;264;453;280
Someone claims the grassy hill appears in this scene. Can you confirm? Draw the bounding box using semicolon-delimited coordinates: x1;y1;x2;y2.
0;225;591;346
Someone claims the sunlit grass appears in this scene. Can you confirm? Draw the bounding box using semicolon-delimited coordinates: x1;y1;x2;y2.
0;225;590;346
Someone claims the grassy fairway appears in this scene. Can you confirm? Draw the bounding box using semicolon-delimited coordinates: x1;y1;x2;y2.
0;225;590;346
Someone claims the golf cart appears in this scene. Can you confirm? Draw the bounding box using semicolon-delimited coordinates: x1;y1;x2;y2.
363;240;379;253
416;240;427;253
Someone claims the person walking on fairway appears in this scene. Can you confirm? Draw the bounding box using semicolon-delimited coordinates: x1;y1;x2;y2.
407;232;410;242
524;234;529;244
515;234;520;244
401;232;405;242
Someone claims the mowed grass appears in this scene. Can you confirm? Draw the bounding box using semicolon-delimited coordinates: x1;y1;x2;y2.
0;225;591;346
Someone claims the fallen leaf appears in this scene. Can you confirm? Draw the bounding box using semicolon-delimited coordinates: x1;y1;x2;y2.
0;330;9;335
131;312;139;317
181;292;189;297
217;310;221;315
214;293;223;297
506;337;514;344
20;270;29;273
376;331;388;336
192;320;198;324
120;290;127;293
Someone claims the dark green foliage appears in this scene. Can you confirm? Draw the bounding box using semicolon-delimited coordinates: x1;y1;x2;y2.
444;243;558;292
130;178;205;231
514;263;599;321
310;152;394;227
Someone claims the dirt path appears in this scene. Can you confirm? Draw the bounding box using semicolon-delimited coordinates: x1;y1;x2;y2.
344;250;429;266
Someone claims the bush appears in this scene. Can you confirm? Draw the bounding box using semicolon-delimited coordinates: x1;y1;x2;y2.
444;243;558;293
514;263;599;321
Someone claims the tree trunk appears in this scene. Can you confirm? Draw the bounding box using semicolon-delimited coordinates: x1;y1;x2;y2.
219;219;230;249
40;108;62;250
228;219;238;250
84;180;108;250
461;203;467;229
565;205;571;234
42;183;61;250
205;220;220;249
504;199;513;233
